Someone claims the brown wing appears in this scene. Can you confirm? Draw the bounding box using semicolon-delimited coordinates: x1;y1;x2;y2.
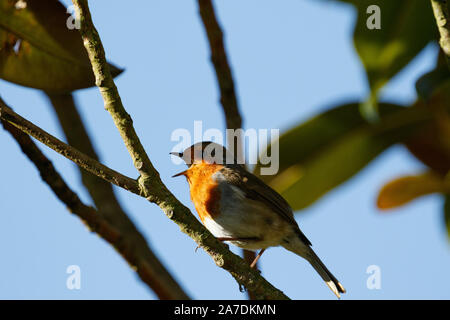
220;165;312;246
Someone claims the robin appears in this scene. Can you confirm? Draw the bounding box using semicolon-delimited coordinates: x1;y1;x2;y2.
171;141;346;298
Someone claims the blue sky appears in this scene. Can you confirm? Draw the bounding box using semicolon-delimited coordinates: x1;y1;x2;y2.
0;0;448;299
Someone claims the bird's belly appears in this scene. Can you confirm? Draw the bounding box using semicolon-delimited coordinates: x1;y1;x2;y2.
204;197;292;250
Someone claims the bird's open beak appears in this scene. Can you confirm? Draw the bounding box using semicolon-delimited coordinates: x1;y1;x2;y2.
172;170;187;178
170;152;186;177
170;152;183;158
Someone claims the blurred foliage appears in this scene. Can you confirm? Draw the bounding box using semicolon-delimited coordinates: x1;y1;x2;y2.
0;0;122;92
346;0;436;94
336;0;437;113
254;1;450;238
377;172;448;210
406;80;450;176
254;102;432;211
405;121;450;176
416;65;450;101
445;195;450;238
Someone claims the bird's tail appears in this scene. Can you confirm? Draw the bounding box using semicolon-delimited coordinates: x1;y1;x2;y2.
306;248;346;298
283;239;346;298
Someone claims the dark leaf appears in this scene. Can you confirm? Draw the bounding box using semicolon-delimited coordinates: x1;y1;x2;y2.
444;194;450;239
416;56;450;101
406;81;450;175
0;0;122;92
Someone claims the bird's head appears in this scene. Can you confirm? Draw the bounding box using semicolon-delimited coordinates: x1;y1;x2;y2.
170;141;236;177
170;141;231;166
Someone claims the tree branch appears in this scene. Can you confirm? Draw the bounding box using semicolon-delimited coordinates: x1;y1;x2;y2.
0;98;141;195
46;92;122;214
45;92;188;299
1;117;189;299
70;0;288;299
431;0;450;69
196;0;259;299
197;0;243;131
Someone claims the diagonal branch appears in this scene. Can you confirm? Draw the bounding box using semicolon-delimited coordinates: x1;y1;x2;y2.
1;117;189;299
45;92;188;300
431;0;450;69
45;92;124;215
70;0;288;299
0;98;140;195
0;91;288;300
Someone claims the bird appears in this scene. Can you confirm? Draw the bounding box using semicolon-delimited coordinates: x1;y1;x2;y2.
171;141;346;298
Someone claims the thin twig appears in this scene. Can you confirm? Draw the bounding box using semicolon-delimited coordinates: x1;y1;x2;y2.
196;0;260;299
0;98;140;195
45;92;189;300
431;0;450;69
70;0;288;299
1;118;189;299
46;92;118;211
197;0;243;132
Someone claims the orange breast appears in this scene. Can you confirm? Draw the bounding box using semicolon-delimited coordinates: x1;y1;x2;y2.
185;162;224;223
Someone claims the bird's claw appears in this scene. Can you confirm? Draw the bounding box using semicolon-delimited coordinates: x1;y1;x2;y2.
238;283;247;293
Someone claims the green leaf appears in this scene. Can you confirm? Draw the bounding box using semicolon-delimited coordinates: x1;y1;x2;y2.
254;102;432;211
0;0;122;92
416;52;450;100
444;194;450;239
416;66;450;101
342;0;437;97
